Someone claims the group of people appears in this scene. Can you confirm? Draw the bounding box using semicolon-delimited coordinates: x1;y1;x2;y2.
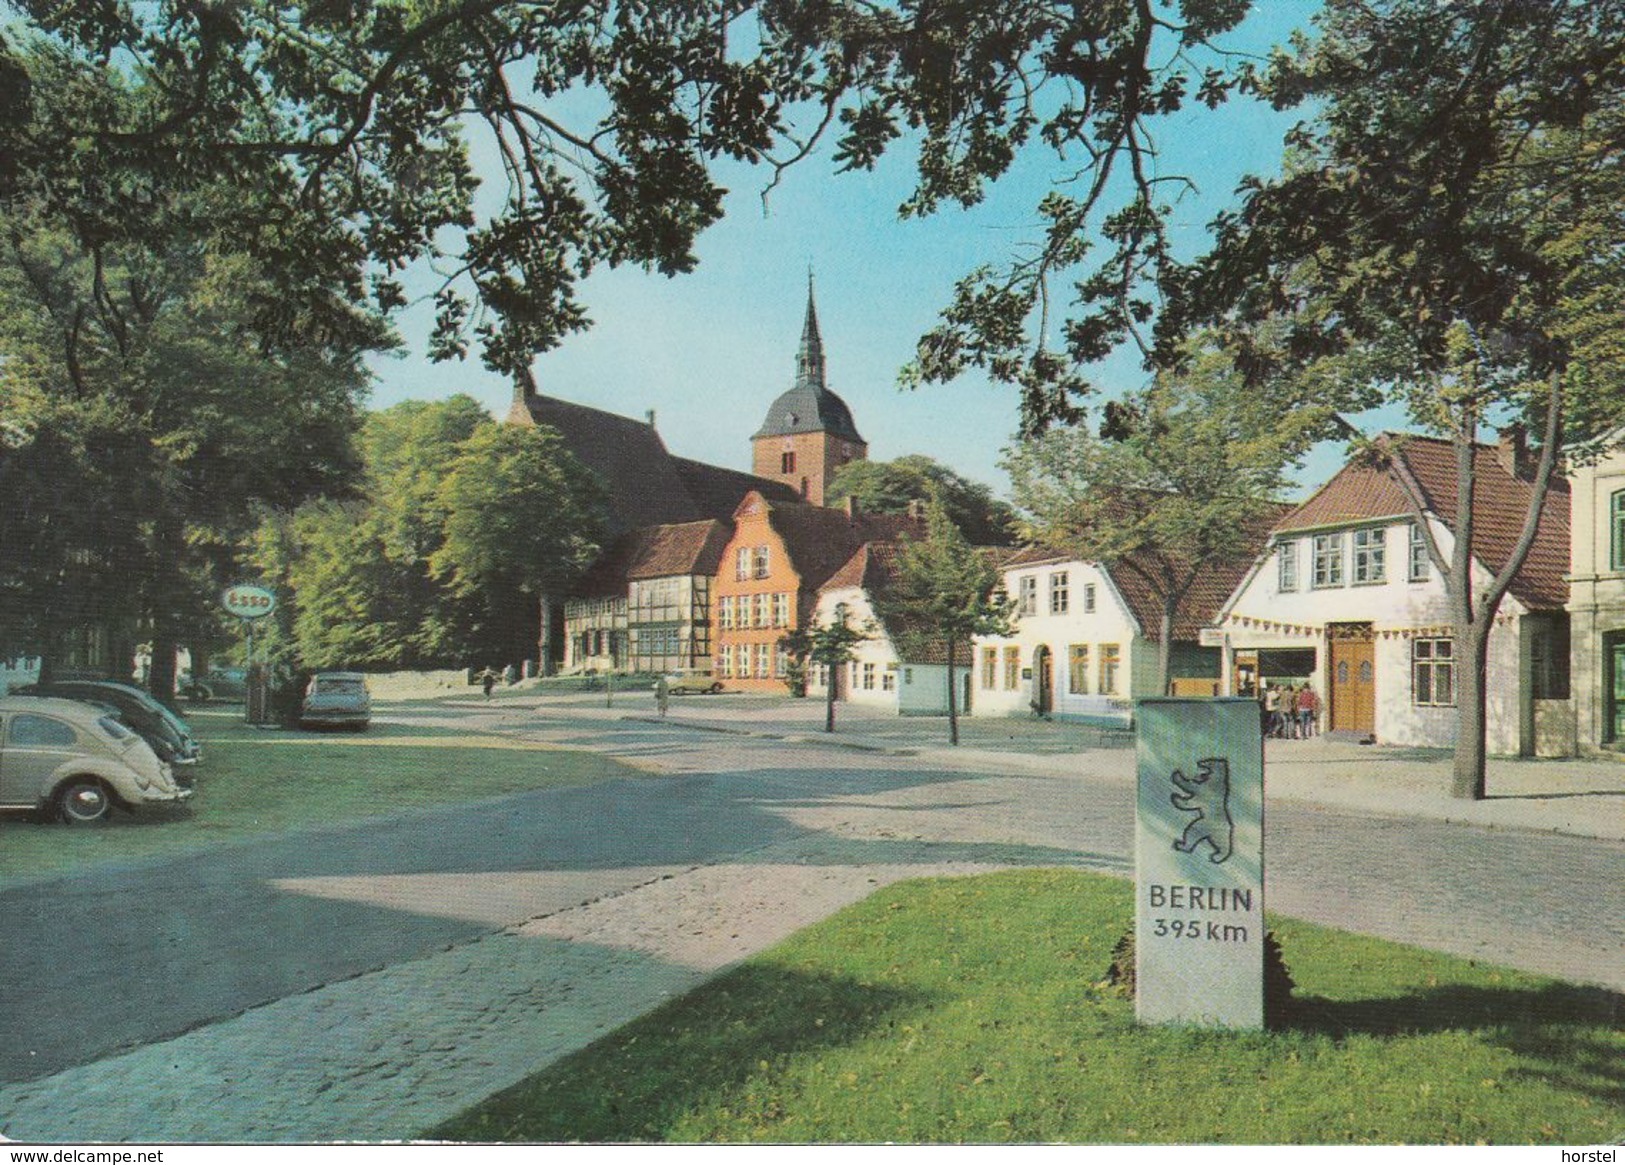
1261;682;1319;739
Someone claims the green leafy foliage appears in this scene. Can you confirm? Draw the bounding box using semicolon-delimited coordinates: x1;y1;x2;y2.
874;493;1014;744
827;455;1016;546
280;399;606;671
1003;341;1315;692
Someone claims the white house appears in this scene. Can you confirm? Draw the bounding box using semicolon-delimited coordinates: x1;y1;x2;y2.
971;543;1245;725
807;542;959;715
1214;431;1571;755
1563;426;1625;755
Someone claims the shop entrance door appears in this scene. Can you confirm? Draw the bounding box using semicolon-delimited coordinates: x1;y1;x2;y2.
1329;628;1376;733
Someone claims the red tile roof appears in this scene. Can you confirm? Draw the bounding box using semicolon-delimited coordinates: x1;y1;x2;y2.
1000;502;1287;642
513;393;801;533
1275;434;1569;610
578;520;733;597
822;540;958;664
758;497;924;594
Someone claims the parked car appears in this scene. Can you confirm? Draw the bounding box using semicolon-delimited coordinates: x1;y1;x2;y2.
0;696;192;823
300;672;371;730
654;669;724;695
13;680;202;782
179;666;247;703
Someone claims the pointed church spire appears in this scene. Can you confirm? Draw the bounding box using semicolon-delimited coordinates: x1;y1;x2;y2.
795;270;826;392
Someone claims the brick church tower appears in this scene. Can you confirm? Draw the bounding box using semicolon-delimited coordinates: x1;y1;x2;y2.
751;278;867;505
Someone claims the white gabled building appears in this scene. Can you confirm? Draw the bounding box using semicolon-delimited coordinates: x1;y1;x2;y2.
970;543;1252;725
1214;431;1572;756
807;542;959;716
1564;426;1625;755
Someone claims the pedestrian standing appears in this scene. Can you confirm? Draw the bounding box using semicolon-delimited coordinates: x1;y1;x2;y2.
655;675;670;718
481;667;496;700
1264;683;1283;738
1297;683;1319;737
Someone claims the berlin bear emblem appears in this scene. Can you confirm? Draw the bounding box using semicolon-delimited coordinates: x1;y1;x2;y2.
1169;757;1234;864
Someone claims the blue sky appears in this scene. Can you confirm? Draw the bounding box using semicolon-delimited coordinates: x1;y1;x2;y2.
367;2;1342;501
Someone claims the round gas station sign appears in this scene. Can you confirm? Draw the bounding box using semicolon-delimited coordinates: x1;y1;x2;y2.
222;583;277;620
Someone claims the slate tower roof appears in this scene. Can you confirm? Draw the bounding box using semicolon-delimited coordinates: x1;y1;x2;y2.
752;278;866;445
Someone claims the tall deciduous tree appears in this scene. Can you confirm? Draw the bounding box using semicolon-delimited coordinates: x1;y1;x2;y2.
433;423;608;670
1171;2;1625;798
1003;344;1317;695
876;494;1014;745
798;604;870;734
827;455;1017;545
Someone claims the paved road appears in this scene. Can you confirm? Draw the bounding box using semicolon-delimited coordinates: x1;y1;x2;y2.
2;700;1621;1141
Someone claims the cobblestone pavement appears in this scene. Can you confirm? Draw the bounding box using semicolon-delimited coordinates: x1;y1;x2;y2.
3;693;1622;1143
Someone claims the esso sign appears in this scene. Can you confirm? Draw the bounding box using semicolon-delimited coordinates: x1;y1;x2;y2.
222;584;277;620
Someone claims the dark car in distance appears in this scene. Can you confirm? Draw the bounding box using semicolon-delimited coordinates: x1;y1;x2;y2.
13;680;202;784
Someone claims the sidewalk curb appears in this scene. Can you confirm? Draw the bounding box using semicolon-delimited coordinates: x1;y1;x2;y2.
618;711;1625;845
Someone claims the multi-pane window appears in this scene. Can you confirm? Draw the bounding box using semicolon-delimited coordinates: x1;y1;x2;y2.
1612;491;1625;571
862;662;876;690
1278;540;1299;592
1018;575;1038;616
754;593;771;629
982;647;998;690
1352;528;1386;584
718;596;735;630
1408;523;1430;583
1312;533;1345;588
781;450;796;474
882;672;896;692
735;547;751;581
774;646;789;678
1099;644;1122;695
719;644;734;678
1083;583;1096;613
755;643;771;678
752;545;771;579
1003;645;1021;689
1069;644;1090;694
1050;572;1070;614
1413;638;1455;706
772;592;790;628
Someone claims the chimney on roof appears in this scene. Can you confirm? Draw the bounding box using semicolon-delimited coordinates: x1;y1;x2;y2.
845;494;860;519
646;409;657;429
1496;424;1532;479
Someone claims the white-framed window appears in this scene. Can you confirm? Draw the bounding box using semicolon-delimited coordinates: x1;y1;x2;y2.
720;644;734;678
1018;575;1038;615
773;592;790;628
1413;637;1455;706
982;647;998;690
1004;646;1021;689
1352;528;1386;584
1099;644;1121;695
1408;523;1430;582
718;596;735;630
882;672;896;692
755;643;771;678
1069;644;1090;694
1050;571;1069;614
774;645;789;678
1278;540;1298;592
862;662;876;690
752;545;771;579
755;593;771;628
1312;533;1345;588
735;547;751;581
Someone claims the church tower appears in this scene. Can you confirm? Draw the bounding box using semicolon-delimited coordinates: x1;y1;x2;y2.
751;278;867;505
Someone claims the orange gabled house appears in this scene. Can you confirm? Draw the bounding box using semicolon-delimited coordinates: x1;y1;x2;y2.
712;490;920;692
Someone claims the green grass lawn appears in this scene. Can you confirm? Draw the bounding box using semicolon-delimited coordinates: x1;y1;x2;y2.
433;869;1625;1145
0;707;638;883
